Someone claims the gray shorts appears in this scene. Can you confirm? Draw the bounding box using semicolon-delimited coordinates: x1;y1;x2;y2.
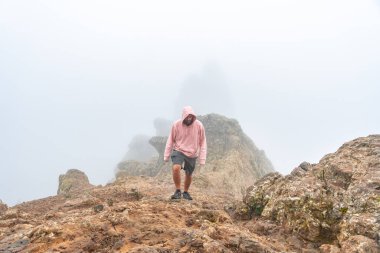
171;150;197;175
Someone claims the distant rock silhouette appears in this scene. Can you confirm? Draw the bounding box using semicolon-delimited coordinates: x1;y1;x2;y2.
57;169;93;195
122;134;157;162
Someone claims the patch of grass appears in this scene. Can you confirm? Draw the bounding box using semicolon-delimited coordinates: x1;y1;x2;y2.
339;207;348;215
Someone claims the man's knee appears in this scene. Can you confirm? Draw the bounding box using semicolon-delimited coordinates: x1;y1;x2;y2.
172;164;181;172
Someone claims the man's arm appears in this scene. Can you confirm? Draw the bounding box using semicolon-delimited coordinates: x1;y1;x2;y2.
198;124;207;165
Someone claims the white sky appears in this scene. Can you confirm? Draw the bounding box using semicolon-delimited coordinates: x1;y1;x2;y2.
1;0;379;206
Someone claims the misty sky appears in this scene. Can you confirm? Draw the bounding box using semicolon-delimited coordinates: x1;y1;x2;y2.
1;1;379;206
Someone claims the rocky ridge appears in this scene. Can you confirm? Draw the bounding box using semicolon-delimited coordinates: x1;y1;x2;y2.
0;135;378;252
1;175;319;253
117;114;275;197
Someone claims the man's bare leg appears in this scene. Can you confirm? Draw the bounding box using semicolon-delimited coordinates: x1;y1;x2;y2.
172;164;181;190
184;173;192;192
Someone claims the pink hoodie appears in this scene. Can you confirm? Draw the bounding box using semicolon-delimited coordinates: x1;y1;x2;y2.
164;106;207;165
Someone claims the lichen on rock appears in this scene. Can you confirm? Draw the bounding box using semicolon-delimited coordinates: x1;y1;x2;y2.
57;169;93;195
243;135;380;248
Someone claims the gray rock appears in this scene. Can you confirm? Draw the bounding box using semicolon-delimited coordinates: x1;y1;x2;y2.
93;204;104;213
290;166;307;177
290;162;312;177
239;236;274;253
224;202;252;220
299;161;311;171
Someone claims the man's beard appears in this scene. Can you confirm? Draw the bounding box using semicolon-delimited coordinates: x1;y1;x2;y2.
183;119;194;126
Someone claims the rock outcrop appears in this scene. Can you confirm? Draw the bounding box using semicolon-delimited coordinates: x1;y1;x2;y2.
116;159;158;178
57;169;93;195
149;136;167;164
0;200;7;216
117;114;275;197
116;136;167;178
241;135;380;251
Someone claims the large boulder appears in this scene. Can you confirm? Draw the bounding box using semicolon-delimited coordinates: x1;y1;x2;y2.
243;172;283;217
57;169;93;195
243;135;380;248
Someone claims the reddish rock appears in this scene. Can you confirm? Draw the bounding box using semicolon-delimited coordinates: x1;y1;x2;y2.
319;244;341;253
340;235;380;253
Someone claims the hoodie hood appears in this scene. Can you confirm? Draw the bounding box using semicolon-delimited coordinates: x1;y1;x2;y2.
182;106;196;121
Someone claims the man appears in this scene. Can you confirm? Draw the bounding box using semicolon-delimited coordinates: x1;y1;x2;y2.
164;106;207;200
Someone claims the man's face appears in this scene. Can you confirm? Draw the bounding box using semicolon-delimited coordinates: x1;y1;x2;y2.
184;115;195;126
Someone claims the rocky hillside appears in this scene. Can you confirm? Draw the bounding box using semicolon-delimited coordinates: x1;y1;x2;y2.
0;135;378;253
0;175;318;253
117;114;275;197
240;135;380;252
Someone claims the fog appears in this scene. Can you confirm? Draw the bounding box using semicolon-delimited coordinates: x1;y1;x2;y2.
175;64;235;117
1;1;379;206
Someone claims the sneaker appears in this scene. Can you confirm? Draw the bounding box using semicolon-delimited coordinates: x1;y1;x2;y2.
171;189;181;199
182;191;193;200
